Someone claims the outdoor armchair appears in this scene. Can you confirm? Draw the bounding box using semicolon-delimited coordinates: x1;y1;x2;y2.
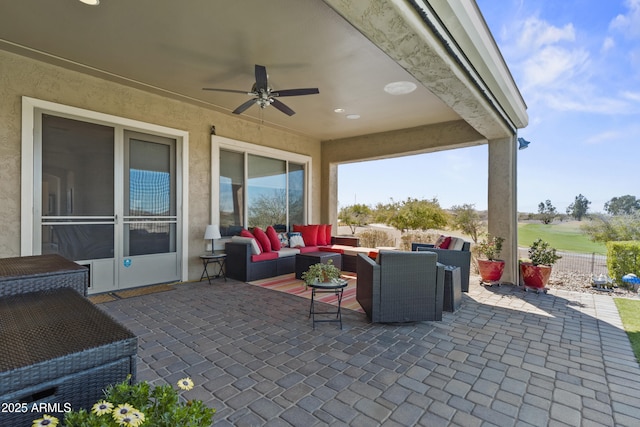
356;250;444;323
412;242;471;292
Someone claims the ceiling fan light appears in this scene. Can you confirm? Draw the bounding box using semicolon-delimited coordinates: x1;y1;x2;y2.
384;81;417;95
79;0;100;5
334;108;345;113
346;114;360;120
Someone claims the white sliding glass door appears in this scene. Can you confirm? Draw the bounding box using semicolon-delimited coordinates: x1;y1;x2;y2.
34;111;182;293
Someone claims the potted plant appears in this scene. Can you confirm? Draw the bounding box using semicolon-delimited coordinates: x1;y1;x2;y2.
476;235;505;285
520;238;561;292
301;259;342;287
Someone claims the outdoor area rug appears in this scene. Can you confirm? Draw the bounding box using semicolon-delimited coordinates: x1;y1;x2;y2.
89;283;174;304
248;272;364;313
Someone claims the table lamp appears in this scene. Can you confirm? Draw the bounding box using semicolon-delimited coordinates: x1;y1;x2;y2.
204;224;221;254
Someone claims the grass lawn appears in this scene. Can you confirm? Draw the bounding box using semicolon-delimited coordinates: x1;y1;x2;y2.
614;298;640;363
518;221;607;255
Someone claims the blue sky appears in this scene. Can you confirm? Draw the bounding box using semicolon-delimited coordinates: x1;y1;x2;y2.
338;0;640;214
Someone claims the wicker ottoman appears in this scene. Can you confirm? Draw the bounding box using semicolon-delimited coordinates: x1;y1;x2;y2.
295;251;342;280
0;254;88;297
0;288;137;426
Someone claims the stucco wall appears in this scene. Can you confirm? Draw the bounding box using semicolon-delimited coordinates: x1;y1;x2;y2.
0;49;320;280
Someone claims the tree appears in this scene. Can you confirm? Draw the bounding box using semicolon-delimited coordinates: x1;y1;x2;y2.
537;200;557;224
604;195;640;216
338;203;372;234
566;194;591;221
376;197;448;232
581;212;640;243
249;190;286;228
450;203;483;243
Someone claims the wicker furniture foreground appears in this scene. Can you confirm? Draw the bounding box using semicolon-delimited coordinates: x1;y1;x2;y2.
0;287;136;426
412;242;472;292
0;253;88;297
356;250;444;323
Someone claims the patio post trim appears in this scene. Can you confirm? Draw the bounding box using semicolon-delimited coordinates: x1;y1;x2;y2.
488;135;518;284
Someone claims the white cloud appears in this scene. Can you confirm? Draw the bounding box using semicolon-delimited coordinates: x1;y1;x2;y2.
584;130;623;145
515;17;576;52
610;0;640;38
497;12;639;116
520;45;589;90
601;36;615;52
622;90;640;101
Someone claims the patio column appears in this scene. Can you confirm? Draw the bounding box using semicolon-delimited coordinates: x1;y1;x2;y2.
321;161;339;232
488;136;518;285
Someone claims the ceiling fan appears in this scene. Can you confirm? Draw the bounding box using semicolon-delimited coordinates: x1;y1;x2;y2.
203;64;319;116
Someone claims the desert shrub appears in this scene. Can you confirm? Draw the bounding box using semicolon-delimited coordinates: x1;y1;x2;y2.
357;229;394;248
606;241;640;285
399;231;440;251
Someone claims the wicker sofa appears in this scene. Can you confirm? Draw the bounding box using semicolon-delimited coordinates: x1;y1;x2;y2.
412;241;471;292
225;236;361;282
356;250;445;323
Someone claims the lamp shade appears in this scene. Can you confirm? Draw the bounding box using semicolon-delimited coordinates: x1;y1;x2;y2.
204;224;221;240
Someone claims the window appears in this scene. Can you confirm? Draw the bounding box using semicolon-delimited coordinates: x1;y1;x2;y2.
248;154;286;228
214;137;310;236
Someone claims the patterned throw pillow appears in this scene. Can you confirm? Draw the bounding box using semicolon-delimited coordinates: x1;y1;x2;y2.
277;232;289;248
288;231;305;248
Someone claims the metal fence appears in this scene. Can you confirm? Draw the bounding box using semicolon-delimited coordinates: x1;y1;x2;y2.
518;248;608;276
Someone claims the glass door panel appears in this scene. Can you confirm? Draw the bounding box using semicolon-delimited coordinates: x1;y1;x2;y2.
41;114;115;261
124;137;176;256
119;131;179;288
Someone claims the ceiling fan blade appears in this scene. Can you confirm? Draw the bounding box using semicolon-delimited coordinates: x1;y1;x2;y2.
254;64;268;92
271;99;296;116
273;88;319;97
232;98;257;115
202;88;251;94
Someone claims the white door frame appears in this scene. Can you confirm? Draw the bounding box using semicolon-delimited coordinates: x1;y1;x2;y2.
20;96;190;283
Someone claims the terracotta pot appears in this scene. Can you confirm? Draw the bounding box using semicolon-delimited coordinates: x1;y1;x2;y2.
477;259;505;283
520;262;552;289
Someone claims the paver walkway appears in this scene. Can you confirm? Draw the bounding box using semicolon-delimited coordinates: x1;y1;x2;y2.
100;278;640;426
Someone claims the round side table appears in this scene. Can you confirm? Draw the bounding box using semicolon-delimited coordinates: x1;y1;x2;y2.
307;279;348;329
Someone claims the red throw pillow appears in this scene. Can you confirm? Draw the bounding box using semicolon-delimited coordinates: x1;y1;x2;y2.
325;224;332;245
293;224;320;246
241;228;262;252
316;224;328;245
438;236;452;249
265;226;281;251
252;227;271;253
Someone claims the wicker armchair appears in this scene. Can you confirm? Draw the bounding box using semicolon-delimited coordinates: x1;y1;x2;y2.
412;242;471;292
356;251;444;323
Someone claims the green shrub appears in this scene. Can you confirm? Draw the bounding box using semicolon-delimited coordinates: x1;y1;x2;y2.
399;231;440;251
606;240;640;285
357;229;394;248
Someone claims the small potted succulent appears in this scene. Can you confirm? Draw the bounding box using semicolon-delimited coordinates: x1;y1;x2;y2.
476;235;505;285
520;238;561;291
301;259;342;287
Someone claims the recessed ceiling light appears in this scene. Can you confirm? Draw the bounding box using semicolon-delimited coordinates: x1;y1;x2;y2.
384;81;417;95
334;108;345;113
346;114;360;120
79;0;100;5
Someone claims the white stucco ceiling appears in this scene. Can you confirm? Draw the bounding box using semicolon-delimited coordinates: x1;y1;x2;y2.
0;0;525;141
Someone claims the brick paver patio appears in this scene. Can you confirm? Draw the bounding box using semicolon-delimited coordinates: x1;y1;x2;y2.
99;277;640;426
